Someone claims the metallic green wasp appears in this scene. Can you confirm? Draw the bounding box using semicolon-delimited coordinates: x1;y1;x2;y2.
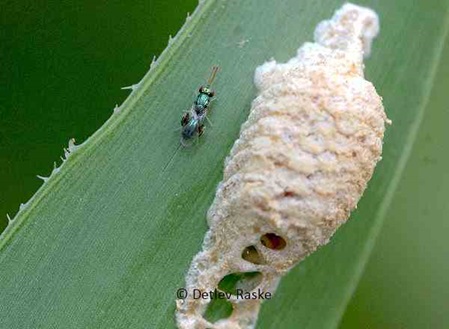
180;66;219;146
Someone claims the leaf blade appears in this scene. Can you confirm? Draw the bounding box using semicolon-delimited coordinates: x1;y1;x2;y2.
1;1;448;329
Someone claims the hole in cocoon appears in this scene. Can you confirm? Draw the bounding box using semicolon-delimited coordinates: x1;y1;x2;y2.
241;245;265;264
218;272;263;296
260;233;287;250
203;297;233;323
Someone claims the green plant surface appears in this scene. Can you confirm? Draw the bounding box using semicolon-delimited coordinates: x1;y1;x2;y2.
0;0;197;232
340;34;449;329
1;1;448;329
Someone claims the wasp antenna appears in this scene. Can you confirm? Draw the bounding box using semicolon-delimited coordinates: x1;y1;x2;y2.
207;66;220;85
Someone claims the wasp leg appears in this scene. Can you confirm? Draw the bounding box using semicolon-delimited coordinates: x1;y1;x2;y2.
181;112;190;126
198;124;205;137
205;115;213;127
180;137;192;147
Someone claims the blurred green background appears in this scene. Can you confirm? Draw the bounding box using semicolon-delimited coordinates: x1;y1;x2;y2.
1;1;447;328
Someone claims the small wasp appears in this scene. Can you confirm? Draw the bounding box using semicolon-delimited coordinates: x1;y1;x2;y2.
180;66;219;146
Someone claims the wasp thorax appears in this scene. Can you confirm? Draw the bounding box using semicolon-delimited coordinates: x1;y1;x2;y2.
177;4;389;329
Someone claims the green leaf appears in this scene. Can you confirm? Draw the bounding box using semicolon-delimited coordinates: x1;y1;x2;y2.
0;0;198;232
1;1;448;329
